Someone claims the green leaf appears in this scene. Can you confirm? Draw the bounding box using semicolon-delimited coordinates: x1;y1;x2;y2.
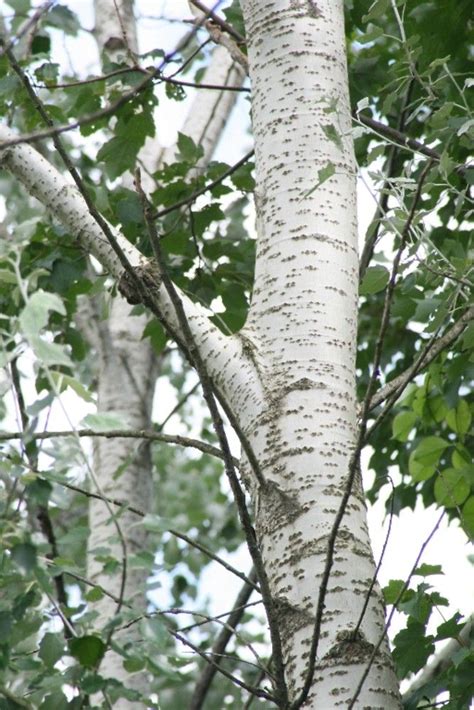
360;265;390;295
304;161;335;198
446;400;472;436
30;335;73;367
142;514;169;533
85;587;104;602
11;543;37;573
435;469;470;508
322;123;343;150
123;656;146;673
142;320;167;354
460;496;474;539
19;290;65;337
392;410;417;442
0;612;12;641
39;633;65;668
50;372;95;403
69;636;105;668
39;692;69;710
413;564;443;577
392;623;435;678
383;579;406;604
461;323;474;349
82;413;129;431
409;437;449;482
177;132;204;164
46;5;81;35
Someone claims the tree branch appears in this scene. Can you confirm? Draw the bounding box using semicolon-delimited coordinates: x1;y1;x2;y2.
368;305;474;411
0;428;234;465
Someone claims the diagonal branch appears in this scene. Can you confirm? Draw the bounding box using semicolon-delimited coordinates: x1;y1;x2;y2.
368;304;474;411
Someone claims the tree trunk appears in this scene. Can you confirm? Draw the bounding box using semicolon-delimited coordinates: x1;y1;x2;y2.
237;1;401;705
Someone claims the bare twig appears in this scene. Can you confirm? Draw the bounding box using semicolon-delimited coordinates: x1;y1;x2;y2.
189;0;245;44
0;427;234;466
171;626;275;703
155;149;254;218
368;304;474;411
355;113;440;162
190;567;265;710
41;477;258;591
348;511;446;708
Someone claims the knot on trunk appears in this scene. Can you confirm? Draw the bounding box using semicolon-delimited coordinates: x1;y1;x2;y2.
118;261;161;306
325;629;375;663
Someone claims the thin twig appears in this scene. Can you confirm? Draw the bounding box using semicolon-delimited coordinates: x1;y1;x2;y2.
368;304;474;411
40;476;258;591
352;476;396;637
348;511;446;708
171;626;275;703
0;427;233;465
155;149;254;218
190;567;267;710
356;113;440;162
189;0;245;44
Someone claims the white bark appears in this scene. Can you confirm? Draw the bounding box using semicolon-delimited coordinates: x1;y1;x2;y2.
94;0;138;59
87;297;157;689
237;1;401;706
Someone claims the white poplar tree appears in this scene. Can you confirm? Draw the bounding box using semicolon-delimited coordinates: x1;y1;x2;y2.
0;1;472;708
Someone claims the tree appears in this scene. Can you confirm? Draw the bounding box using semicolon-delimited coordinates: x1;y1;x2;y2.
0;1;472;708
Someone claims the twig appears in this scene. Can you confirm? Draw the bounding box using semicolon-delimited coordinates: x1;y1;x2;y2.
368;304;474;411
352;476;395;637
155;149;254;218
41;477;258;591
171;627;274;703
0;427;234;465
156;381;200;431
348;511;446;708
356;113;440;162
189;0;245;44
190;568;266;709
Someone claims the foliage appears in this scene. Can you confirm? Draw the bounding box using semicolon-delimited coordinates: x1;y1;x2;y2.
0;1;472;708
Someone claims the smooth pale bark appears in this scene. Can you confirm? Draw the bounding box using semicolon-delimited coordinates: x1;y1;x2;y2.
237;1;401;706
